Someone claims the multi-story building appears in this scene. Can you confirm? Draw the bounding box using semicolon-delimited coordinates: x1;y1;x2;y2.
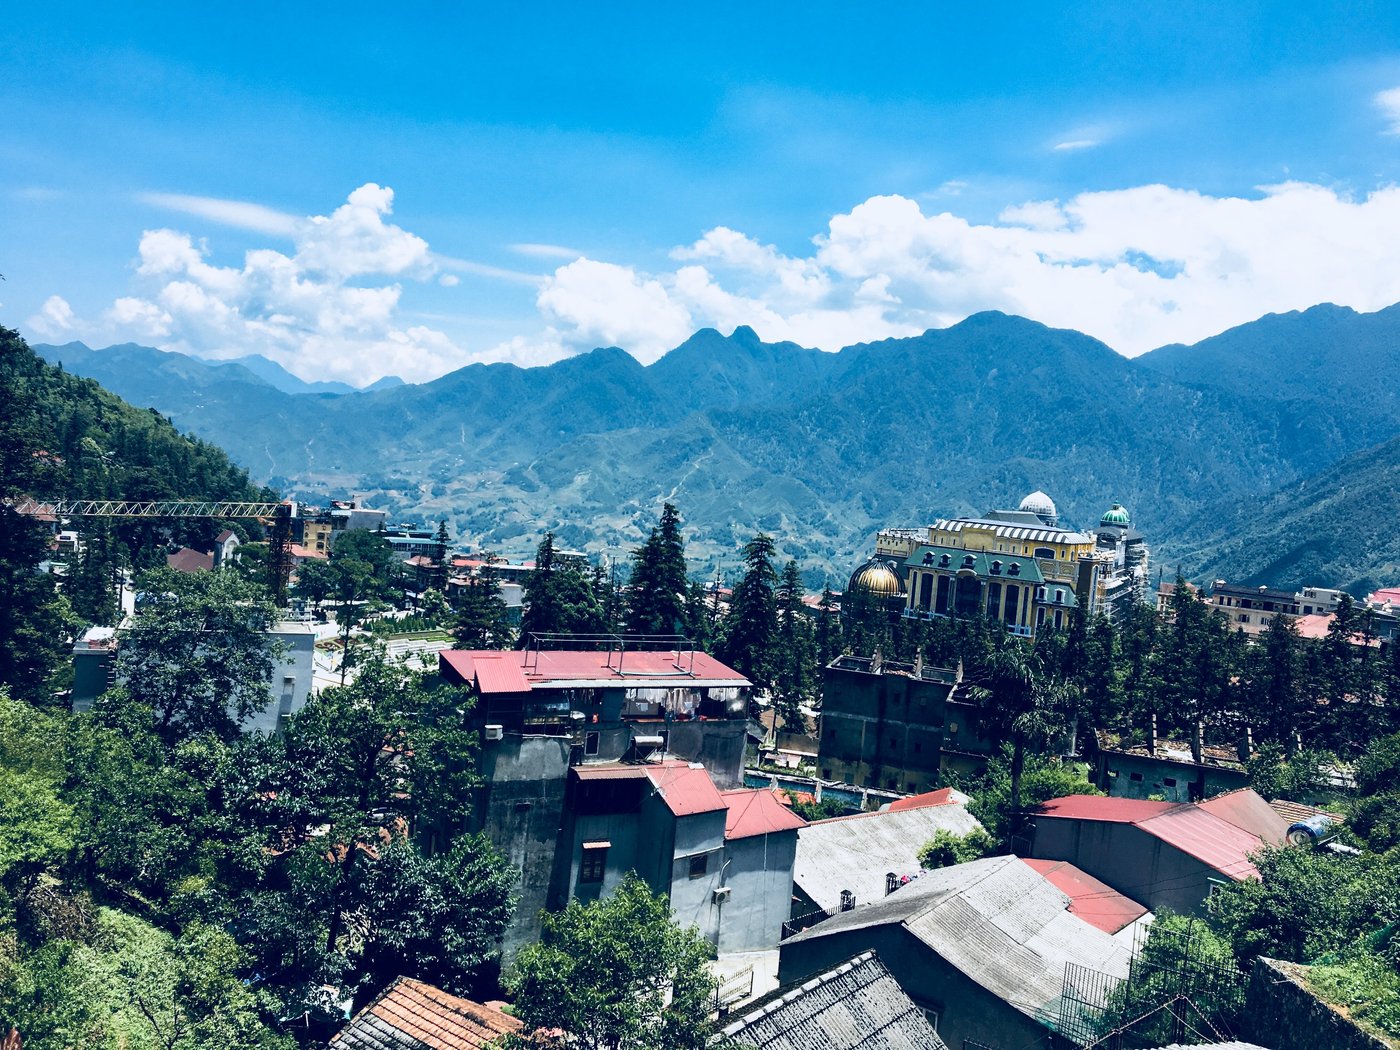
1206;580;1302;636
438;640;802;958
851;491;1149;639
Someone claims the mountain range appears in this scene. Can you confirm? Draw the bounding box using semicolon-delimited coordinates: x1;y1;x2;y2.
35;304;1400;591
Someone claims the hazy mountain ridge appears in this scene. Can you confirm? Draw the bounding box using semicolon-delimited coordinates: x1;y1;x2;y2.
35;305;1400;583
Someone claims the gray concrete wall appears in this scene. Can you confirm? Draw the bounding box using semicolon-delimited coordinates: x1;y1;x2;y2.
1030;818;1219;915
718;830;797;954
667;809;728;944
778;924;1047;1050
474;734;572;960
239;622;316;734
1097;750;1247;803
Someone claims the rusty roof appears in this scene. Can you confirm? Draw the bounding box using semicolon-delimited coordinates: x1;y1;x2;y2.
1020;859;1149;934
331;976;521;1050
1196;789;1290;844
644;762;727;817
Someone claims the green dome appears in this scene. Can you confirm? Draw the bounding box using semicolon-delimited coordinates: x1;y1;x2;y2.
1100;502;1131;527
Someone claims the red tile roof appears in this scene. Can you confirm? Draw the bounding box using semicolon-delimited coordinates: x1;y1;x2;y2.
1021;858;1149;934
721;788;808;839
166;547;214;573
885;788;959;812
439;648;749;694
645;763;727;817
331;976;520;1050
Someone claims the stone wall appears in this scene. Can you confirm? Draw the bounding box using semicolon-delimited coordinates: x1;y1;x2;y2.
1243;956;1396;1050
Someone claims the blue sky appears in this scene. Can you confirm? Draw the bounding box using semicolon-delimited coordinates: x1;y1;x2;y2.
7;4;1400;382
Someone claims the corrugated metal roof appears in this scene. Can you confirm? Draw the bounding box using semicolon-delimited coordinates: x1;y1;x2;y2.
1035;795;1178;823
793;804;985;914
645;763;727;817
570;764;650;781
722;788;808;840
1196;789;1290;844
1020;859;1149;934
438;649;750;694
883;787;965;812
787;856;1142;1027
1136;806;1265;881
471;655;531;694
717;951;949;1050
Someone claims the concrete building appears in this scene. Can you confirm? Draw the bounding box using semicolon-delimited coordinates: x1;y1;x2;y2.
1028;790;1289;916
817;654;1001;792
1207;581;1302;636
1090;729;1250;803
70;620;316;734
439;643;769;957
779;855;1148;1050
790;791;984;922
715;950;949;1050
213;529;240;568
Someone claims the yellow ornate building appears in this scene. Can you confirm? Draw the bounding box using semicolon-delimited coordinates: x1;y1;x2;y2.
850;492;1146;639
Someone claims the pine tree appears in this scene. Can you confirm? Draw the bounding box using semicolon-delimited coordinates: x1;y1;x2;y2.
624;503;689;636
718;534;779;693
771;560;818;733
453;563;515;649
519;533;607;644
814;585;843;667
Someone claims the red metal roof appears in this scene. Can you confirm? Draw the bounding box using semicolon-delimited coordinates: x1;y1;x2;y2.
470;655;531;695
331;975;520;1050
571;765;650;782
721;788;808;839
1034;795;1178;823
1197;789;1289;844
885;788;958;812
1020;858;1149;934
438;648;749;694
1136;806;1265;881
644;763;727;817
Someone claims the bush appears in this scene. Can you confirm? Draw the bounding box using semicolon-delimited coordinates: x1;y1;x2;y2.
917;828;995;869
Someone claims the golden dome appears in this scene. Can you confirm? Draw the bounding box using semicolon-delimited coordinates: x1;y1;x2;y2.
848;558;906;599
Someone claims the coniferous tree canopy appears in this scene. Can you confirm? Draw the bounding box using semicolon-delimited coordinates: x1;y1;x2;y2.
717;533;779;692
518;532;606;643
624;502;689;637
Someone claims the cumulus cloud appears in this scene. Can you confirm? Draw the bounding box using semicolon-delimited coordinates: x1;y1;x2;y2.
59;184;476;383
533;182;1400;360
25;295;78;338
1375;86;1400;134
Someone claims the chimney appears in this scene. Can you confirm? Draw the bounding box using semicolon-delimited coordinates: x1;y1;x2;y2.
1147;713;1158;755
1237;725;1253;764
1192;721;1205;766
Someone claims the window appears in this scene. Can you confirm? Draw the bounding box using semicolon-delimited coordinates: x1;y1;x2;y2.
885;872;899;895
689;854;709;879
919;1005;941;1031
1163;777;1177;787
839;889;856;911
913;742;922;753
1130;772;1144;782
579;844;608;883
584;731;600;756
887;779;897;790
821;768;832;779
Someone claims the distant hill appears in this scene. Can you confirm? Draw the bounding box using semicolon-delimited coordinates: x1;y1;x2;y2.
1161;432;1400;596
224;353;357;395
34;305;1400;581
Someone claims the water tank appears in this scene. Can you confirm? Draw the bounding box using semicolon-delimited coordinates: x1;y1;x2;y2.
1286;814;1337;846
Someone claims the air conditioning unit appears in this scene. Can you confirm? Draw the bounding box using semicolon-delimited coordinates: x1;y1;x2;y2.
712;887;731;905
484;724;504;742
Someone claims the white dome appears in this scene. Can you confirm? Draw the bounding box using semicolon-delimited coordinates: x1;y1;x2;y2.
1019;490;1057;518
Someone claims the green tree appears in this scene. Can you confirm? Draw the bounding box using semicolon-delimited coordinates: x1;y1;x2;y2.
291;557;337;619
625;503;689;636
518;533;605;643
717;534;779;693
965;640;1081;848
505;873;716;1050
114;568;280;741
813;585;843;668
960;745;1100;848
771;560;818;733
452;566;515;649
916;827;994;869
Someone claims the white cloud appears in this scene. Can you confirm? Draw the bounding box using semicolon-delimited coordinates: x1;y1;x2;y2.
1053;139;1099;152
532;182;1400;360
438;274;460;287
57;184;475;383
511;243;582;260
1375;86;1400;134
139;192;302;237
538;259;694;363
25;295;78;338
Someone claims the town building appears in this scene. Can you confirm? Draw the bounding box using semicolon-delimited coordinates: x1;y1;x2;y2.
70;620;316;733
213;529;240;567
331;976;520;1050
714;950;950;1050
1206;581;1302;636
789;790;984;924
850;492;1151;641
817;654;999;792
438;641;796;958
1089;728;1250;803
779;855;1148;1050
1028;789;1289;916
